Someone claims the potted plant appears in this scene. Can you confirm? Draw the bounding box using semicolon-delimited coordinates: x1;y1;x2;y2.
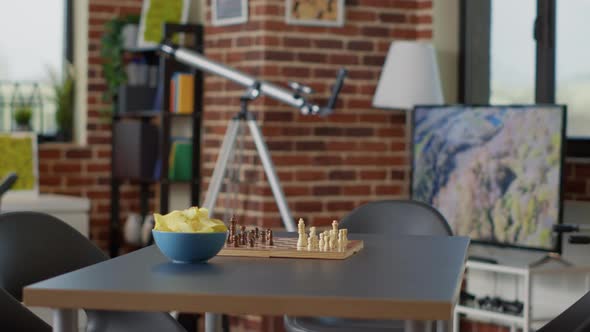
100;15;140;115
13;105;32;131
49;63;75;141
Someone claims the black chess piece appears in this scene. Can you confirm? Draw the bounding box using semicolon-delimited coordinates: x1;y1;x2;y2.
261;231;266;243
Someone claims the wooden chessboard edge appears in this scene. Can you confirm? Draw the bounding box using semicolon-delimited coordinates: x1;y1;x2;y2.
218;239;364;260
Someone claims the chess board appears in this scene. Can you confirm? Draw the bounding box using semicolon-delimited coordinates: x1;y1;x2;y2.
218;237;364;260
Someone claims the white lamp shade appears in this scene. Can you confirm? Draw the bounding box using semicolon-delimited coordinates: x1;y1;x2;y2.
372;41;444;110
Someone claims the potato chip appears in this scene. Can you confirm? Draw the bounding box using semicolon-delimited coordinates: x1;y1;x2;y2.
152;207;228;233
153;213;171;232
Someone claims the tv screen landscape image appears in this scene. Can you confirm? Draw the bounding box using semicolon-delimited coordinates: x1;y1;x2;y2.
411;105;566;251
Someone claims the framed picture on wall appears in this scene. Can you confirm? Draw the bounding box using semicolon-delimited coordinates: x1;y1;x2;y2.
137;0;190;48
286;0;345;27
212;0;248;26
0;132;38;197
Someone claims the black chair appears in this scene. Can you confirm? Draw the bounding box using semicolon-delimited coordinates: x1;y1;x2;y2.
284;200;453;332
538;290;590;332
0;211;186;332
0;287;51;332
0;172;17;210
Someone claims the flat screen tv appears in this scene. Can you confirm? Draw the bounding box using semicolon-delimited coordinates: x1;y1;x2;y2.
411;105;566;252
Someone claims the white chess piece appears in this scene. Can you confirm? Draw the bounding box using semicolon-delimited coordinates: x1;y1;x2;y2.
330;220;339;249
297;218;308;248
329;233;337;250
341;229;348;249
318;233;325;251
323;231;331;251
307;226;318;250
338;229;349;251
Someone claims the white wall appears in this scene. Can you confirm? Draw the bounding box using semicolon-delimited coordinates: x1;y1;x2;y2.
433;0;460;103
74;0;89;144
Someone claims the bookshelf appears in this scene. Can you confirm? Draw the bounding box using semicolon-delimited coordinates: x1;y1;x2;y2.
110;23;203;257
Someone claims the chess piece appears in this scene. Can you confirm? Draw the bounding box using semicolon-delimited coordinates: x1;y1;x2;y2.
268;229;274;245
338;229;348;251
233;234;240;247
318;233;325;251
341;229;348;249
241;232;247;245
228;216;237;242
323;231;331;251
329;231;337;250
330;220;339;249
307;226;318;250
297;218;308;248
261;230;266;243
255;227;259;239
249;236;255;247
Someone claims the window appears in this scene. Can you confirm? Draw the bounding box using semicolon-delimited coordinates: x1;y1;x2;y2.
489;0;536;104
555;0;590;138
0;0;71;138
461;0;590;155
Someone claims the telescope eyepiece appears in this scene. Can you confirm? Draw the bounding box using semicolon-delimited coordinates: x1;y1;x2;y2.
289;81;315;95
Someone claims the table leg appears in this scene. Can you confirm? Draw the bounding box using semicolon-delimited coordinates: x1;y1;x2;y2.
452;310;459;332
205;312;222;332
404;320;431;332
53;309;78;332
437;319;451;332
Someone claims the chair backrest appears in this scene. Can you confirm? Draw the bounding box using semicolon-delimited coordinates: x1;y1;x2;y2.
539;290;590;332
340;200;452;236
0;287;51;332
0;172;17;197
0;211;107;301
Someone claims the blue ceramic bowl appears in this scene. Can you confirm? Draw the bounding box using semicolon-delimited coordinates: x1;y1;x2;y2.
152;230;227;263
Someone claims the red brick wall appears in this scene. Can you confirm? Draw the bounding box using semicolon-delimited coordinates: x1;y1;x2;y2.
565;162;590;200
202;0;434;230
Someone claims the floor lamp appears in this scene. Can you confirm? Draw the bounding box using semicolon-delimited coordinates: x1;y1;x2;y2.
372;40;444;180
373;41;443;111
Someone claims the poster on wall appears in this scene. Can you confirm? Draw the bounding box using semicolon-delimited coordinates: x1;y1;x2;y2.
137;0;190;48
0;132;38;196
212;0;248;26
286;0;345;27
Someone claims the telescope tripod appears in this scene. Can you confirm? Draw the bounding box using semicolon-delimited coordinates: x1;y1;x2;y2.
201;82;296;232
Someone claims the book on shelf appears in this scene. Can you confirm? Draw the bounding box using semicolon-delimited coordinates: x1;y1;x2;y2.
168;137;192;181
169;72;194;114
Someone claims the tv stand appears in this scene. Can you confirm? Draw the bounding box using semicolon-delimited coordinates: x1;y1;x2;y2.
454;259;590;332
528;252;572;268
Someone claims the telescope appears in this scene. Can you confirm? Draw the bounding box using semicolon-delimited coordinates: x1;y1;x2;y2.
159;41;348;232
159;42;347;116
